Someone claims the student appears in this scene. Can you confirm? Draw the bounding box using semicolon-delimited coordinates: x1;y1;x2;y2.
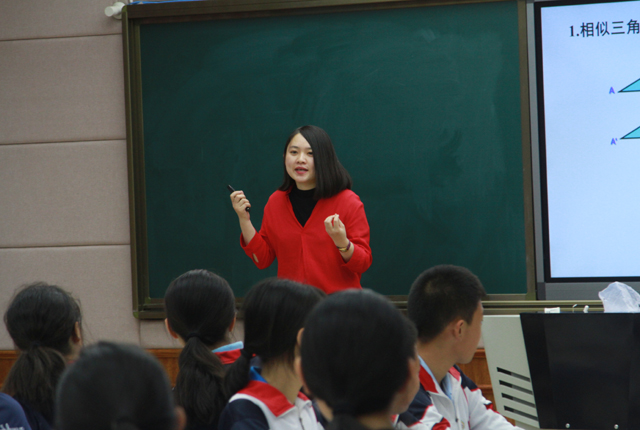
2;283;83;430
229;125;372;294
219;278;325;430
399;265;521;430
55;341;186;430
298;289;420;430
164;269;241;430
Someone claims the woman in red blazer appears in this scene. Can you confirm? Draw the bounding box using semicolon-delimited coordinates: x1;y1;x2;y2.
230;125;372;294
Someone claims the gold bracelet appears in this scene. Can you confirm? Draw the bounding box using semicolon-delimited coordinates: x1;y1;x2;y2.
337;240;351;252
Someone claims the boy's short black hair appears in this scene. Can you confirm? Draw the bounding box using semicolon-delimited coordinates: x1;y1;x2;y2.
407;265;486;343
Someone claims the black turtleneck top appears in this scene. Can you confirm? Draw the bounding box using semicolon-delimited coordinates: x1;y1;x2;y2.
288;186;317;227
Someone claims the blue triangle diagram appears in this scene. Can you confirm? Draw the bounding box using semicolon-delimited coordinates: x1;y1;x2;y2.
620;78;640;92
622;125;640;139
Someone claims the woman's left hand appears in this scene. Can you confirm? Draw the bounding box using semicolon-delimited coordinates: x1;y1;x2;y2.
324;214;348;247
324;213;355;262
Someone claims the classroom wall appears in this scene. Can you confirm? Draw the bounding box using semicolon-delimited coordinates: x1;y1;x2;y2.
0;0;488;350
0;0;177;349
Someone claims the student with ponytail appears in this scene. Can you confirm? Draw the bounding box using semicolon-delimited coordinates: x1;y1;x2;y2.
219;278;325;430
298;290;420;430
164;270;240;430
2;282;83;430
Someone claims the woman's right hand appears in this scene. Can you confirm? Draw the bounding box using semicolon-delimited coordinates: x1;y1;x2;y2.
230;190;251;221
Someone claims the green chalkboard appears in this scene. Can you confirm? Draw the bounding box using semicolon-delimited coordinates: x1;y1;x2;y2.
126;0;529;314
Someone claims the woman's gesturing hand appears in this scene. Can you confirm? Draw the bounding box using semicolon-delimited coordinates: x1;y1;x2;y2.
230;191;251;220
325;214;354;262
324;214;348;247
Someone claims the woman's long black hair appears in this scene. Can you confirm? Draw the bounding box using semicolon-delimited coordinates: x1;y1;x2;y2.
165;269;236;428
224;278;325;399
300;290;417;430
2;282;82;424
56;341;178;430
278;125;352;200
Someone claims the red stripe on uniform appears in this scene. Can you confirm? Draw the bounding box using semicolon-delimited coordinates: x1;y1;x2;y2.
432;417;451;430
448;367;461;381
419;367;439;393
238;380;295;417
215;349;241;365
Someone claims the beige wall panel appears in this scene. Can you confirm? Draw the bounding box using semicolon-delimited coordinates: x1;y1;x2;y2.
0;35;125;145
0;0;121;42
0;140;130;247
140;320;181;349
0;245;138;349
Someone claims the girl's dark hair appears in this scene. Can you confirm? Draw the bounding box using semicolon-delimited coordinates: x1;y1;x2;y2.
300;290;417;430
224;278;325;398
2;282;82;423
56;341;177;430
165;269;236;428
278;125;352;199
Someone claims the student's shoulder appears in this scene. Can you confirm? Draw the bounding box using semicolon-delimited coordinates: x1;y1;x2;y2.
450;365;479;391
398;384;435;427
0;393;32;430
0;393;26;416
219;399;268;430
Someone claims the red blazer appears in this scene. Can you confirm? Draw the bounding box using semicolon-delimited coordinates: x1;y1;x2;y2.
241;189;372;294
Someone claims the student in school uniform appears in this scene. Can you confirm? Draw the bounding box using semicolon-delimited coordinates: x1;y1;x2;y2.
55;342;186;430
2;283;83;430
0;392;32;430
297;289;420;430
398;265;522;430
219;278;325;430
164;270;242;430
229;125;372;294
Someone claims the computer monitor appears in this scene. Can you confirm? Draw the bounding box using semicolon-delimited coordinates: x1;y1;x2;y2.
530;0;640;299
484;313;640;429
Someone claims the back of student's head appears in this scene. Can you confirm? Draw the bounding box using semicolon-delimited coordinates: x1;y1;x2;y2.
300;290;417;430
164;269;236;427
408;265;486;343
224;277;325;398
2;282;82;422
56;341;179;430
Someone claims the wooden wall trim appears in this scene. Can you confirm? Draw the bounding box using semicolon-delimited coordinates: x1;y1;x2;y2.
0;350;19;387
0;351;18;359
146;348;180;358
147;348;181;384
0;348;496;408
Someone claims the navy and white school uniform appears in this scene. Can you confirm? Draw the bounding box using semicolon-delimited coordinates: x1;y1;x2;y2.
183;342;245;430
396;357;520;430
219;367;323;430
0;393;31;430
10;397;48;430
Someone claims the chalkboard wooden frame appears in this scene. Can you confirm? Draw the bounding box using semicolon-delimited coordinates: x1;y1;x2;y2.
123;0;535;319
